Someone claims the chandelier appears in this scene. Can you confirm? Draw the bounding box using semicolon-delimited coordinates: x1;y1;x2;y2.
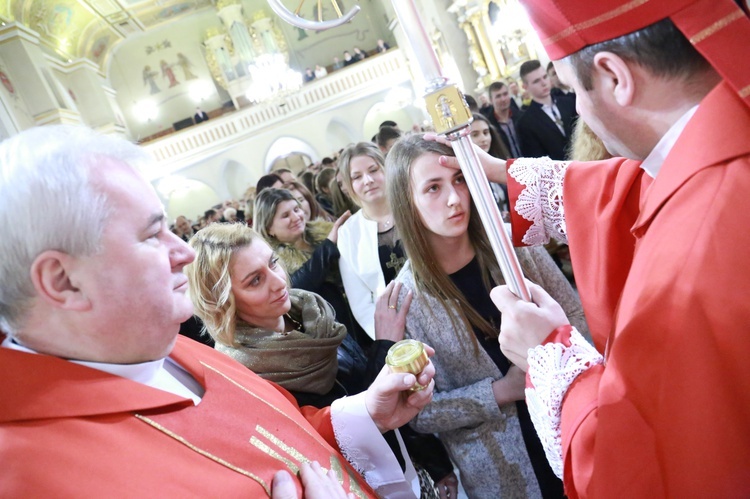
245;54;303;104
205;3;303;107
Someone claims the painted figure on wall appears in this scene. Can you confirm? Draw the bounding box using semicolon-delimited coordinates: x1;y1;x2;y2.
161;60;179;87
143;65;160;94
0;69;16;96
176;53;197;80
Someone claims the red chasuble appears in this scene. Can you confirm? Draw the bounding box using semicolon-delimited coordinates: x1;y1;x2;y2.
0;335;375;498
507;82;750;497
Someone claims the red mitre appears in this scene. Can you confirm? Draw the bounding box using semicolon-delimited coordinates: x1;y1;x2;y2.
520;0;750;108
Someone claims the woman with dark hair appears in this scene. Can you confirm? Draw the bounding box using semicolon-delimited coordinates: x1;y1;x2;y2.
284;180;334;222
470;113;510;160
387;134;588;498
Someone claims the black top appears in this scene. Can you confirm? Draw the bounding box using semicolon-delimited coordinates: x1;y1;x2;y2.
377;227;407;283
450;257;564;499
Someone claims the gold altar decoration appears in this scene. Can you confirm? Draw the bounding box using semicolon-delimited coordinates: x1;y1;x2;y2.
447;0;542;85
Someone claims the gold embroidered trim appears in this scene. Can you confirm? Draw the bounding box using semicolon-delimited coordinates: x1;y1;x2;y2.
200;362;327;446
689;10;745;44
331;457;368;499
256;425;308;464
739;85;750;99
329;456;344;482
545;0;651;45
250;436;300;473
134;414;270;495
198;362;371;496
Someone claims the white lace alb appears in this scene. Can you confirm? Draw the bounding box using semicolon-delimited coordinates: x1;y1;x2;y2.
525;327;603;478
508;157;570;246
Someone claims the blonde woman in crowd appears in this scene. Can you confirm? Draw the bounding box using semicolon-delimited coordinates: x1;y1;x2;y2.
337;142;406;341
186;224;356;406
568;119;613;162
387;134;588;498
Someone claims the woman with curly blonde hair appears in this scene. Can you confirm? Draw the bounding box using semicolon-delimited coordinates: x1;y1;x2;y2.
186;223;352;407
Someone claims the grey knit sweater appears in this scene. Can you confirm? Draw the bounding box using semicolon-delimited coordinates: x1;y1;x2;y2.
396;245;588;498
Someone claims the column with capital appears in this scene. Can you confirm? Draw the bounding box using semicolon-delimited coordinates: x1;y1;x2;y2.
58;59;127;138
467;8;503;80
0;23;82;129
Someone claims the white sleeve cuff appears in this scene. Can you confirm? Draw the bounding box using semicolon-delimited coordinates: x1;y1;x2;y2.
331;392;419;498
525;327;603;478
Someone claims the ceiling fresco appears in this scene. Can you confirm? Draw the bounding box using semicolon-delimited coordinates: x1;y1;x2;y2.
0;0;215;66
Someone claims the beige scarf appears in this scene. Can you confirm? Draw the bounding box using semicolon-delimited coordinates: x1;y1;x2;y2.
216;289;346;394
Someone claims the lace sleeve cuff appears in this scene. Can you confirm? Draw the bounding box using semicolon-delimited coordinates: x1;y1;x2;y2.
524;325;603;478
507;157;570;246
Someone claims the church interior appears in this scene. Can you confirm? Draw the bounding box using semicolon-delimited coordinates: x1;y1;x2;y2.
0;0;547;220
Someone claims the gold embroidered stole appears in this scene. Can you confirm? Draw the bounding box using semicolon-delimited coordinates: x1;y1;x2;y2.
136;362;373;498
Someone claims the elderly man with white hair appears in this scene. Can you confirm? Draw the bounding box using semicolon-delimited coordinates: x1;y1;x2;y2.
0;125;435;498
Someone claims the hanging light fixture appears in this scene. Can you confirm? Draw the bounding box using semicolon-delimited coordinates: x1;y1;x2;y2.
133;99;159;122
245;53;303;104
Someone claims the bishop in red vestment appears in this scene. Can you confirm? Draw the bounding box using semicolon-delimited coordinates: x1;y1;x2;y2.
486;0;750;497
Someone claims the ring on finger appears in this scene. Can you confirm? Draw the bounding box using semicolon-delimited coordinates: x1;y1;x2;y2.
388;305;396;309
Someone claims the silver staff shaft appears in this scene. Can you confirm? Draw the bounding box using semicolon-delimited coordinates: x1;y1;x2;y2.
448;129;531;301
392;0;531;300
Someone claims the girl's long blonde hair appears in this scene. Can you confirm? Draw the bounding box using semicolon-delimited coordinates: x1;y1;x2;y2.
337;142;386;207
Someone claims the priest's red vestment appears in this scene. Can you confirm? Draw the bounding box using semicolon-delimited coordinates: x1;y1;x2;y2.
507;82;750;497
0;334;376;497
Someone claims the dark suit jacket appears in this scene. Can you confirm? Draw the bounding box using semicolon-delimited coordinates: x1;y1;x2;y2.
194;111;209;124
516;95;577;160
482;107;523;158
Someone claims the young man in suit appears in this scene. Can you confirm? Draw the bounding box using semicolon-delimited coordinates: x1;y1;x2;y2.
516;59;578;160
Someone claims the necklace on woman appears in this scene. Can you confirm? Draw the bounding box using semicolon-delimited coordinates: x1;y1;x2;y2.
278;313;302;335
363;206;393;232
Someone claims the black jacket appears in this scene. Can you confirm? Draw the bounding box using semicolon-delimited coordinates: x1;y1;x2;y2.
482;106;524;158
516;95;578;160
